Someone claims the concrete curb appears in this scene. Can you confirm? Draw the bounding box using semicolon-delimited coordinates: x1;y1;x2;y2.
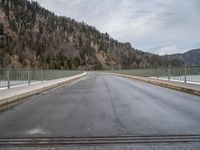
0;72;87;107
108;73;200;96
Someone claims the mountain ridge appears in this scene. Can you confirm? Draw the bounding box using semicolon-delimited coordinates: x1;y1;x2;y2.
169;49;200;66
0;0;184;69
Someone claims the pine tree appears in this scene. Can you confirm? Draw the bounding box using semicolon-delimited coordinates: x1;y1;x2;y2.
0;23;3;34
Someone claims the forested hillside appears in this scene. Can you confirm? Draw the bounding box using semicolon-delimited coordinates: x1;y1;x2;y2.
170;49;200;66
0;0;184;69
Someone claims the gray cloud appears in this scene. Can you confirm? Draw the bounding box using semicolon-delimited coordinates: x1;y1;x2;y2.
35;0;200;54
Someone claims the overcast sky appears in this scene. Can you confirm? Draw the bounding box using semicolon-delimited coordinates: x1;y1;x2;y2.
34;0;200;55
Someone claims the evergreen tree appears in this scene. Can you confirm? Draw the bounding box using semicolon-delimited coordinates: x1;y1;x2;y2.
0;23;3;34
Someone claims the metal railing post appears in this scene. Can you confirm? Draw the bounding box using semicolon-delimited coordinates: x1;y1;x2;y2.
28;71;30;85
157;69;159;79
7;69;10;89
168;67;170;81
184;67;187;83
40;70;43;82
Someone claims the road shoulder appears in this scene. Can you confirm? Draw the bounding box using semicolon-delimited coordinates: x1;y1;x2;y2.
108;73;200;96
0;72;87;107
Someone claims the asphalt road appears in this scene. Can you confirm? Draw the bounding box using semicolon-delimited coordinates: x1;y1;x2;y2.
0;72;200;138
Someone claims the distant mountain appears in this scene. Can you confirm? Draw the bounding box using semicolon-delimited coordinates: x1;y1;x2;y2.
170;49;200;66
0;0;183;69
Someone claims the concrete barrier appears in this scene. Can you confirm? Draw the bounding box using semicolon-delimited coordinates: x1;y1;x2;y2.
0;72;87;107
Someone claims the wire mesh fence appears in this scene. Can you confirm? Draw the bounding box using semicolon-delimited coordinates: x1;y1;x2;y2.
0;69;83;89
107;66;200;84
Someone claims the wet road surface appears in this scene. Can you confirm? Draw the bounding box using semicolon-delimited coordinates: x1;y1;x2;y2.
0;72;200;138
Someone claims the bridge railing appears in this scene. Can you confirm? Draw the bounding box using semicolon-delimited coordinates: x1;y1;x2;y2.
0;68;82;89
107;66;200;84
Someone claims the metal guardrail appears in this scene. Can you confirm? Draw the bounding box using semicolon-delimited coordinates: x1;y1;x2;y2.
107;66;200;84
1;67;199;89
0;69;83;89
